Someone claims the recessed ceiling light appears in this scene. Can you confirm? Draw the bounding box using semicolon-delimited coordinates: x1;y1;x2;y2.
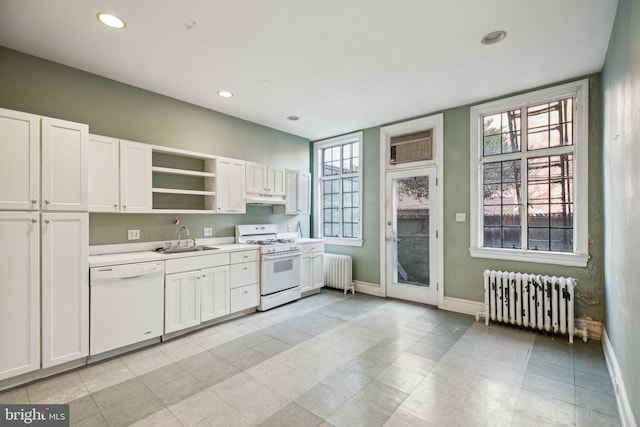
97;12;126;29
481;30;507;45
287;115;300;121
217;90;233;98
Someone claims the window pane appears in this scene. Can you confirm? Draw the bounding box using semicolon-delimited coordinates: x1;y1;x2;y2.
528;228;550;251
503;227;522;249
342;142;359;173
550;228;573;252
527;98;574;150
482;160;522;249
317;136;362;239
484;226;502;247
483;110;521;156
527;155;573;252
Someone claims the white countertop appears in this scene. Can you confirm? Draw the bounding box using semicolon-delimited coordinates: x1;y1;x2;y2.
295;238;324;244
89;243;260;268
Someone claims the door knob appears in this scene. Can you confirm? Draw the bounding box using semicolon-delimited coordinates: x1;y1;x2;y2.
387;221;392;226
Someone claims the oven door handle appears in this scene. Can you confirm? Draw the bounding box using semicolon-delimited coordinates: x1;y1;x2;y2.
262;251;301;261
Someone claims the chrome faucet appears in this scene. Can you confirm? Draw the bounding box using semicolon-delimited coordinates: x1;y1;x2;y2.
177;225;190;247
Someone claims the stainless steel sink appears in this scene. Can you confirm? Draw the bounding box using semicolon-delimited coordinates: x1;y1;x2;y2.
157;246;219;254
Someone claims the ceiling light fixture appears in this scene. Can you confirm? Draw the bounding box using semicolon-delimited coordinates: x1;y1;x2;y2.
481;30;507;45
287;115;299;121
217;90;233;98
97;12;126;29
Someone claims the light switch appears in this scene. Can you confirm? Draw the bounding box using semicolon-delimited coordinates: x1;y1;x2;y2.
455;213;466;222
128;229;140;240
204;227;213;236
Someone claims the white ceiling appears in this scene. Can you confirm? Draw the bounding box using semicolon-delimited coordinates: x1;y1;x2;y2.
0;0;618;141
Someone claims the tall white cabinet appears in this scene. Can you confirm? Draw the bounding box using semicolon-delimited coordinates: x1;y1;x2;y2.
0;107;89;381
41;213;89;368
0;212;40;380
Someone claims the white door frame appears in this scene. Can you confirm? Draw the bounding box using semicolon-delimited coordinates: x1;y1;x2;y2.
379;114;444;308
385;167;438;304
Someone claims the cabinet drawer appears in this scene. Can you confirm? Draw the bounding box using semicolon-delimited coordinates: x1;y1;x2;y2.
230;261;258;288
230;284;258;312
301;243;324;254
165;253;229;274
230;250;259;264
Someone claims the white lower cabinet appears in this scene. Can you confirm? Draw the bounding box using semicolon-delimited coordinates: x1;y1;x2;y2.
0;212;40;381
301;243;324;293
41;212;89;368
200;266;230;322
164;271;201;334
230;284;259;312
164;253;230;334
229;250;259;312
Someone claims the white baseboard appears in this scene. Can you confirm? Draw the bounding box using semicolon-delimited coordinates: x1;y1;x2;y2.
602;327;638;427
440;296;484;316
354;281;385;297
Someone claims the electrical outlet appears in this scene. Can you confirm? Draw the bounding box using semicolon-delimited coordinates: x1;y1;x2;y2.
455;213;466;222
287;224;293;232
204;227;213;237
128;229;140;240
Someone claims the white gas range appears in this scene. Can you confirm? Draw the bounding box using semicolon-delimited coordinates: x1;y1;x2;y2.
236;224;302;311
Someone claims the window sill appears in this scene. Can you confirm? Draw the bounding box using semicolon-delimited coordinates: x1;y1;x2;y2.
322;237;364;247
469;247;589;267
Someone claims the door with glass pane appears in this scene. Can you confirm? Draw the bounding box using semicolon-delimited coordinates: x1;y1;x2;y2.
385;168;437;304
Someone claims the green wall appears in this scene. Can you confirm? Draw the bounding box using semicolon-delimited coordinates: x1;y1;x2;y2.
602;0;640;421
0;47;311;244
324;75;605;321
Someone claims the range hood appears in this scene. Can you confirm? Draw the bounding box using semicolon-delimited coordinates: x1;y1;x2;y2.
245;196;287;206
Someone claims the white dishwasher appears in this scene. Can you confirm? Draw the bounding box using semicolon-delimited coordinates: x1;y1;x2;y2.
89;261;165;358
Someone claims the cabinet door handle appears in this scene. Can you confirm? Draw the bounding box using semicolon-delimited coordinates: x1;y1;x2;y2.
44;219;50;224
44;200;50;205
31;219;37;223
242;267;248;271
243;290;248;294
113;204;118;208
122;205;127;209
31;199;37;204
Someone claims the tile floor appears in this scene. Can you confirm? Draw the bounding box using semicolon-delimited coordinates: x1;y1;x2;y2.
0;290;621;426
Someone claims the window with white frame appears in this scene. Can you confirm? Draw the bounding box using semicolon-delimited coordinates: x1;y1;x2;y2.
469;80;590;267
314;132;363;246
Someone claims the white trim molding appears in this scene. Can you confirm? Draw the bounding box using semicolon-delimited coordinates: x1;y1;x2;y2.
441;296;484;317
602;327;638;427
313;132;364;246
353;281;385;297
469;79;590;267
379;114;445;308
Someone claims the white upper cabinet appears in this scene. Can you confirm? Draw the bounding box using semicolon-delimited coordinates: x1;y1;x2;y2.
215;157;246;213
275;169;311;215
120;140;152;213
88;134;120;212
266;166;285;196
245;162;267;194
0;108;40;211
299;172;311;215
41;117;88;211
245;162;285;196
